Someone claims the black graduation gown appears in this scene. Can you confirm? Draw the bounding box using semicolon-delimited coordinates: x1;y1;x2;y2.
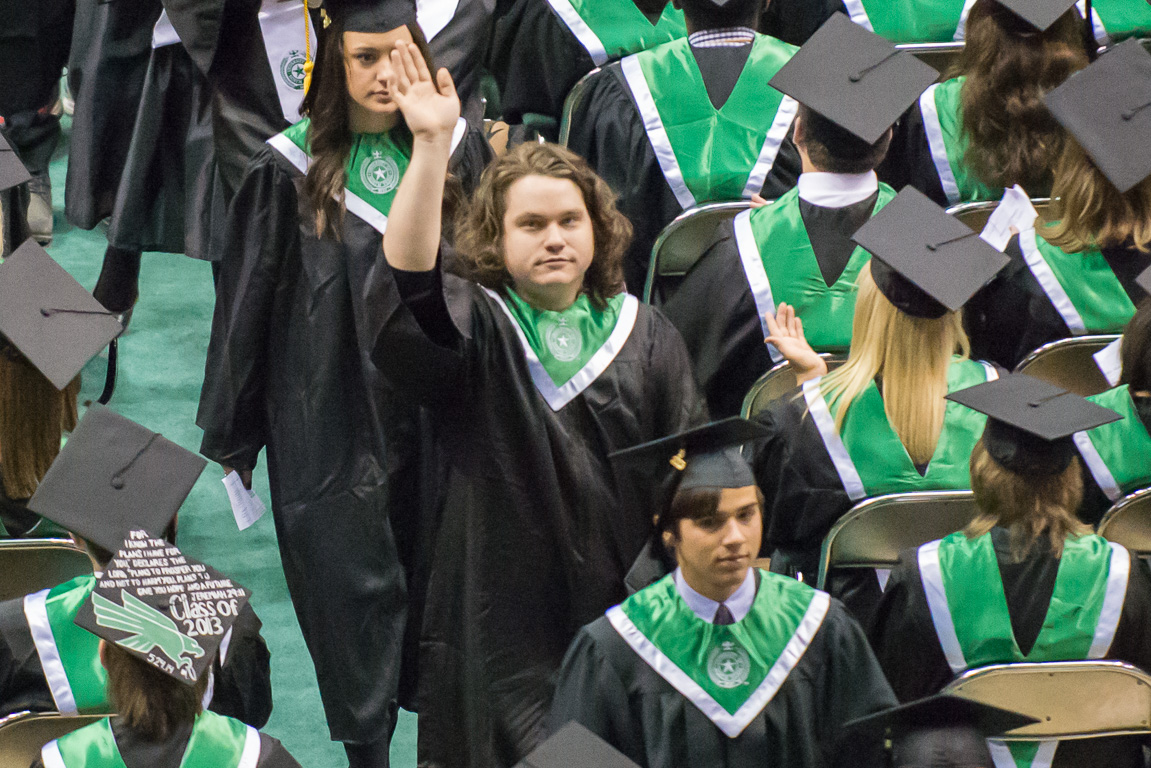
758;0;842;45
29;718;300;768
549;592;897;768
370;266;706;766
1;183;30;259
422;0;496;123
869;528;1151;767
1078;394;1151;526
196;130;492;743
564;53;802;292
0;596;272;727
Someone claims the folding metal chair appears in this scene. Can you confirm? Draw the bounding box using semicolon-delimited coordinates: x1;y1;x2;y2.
739;355;847;419
558;67;602;147
0;712;106;768
0;539;92;602
643;201;753;305
1097;487;1151;556
946;198;1052;233
1014;335;1121;397
896;41;964;79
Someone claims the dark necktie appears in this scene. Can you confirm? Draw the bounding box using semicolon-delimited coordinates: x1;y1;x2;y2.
713;603;735;625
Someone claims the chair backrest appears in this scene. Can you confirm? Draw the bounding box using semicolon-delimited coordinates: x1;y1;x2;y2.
0;712;106;767
0;539;92;602
1097;487;1151;555
643;201;752;305
1013;334;1121;397
816;491;978;589
558;67;602;147
944;661;1151;740
740;356;847;420
946;198;1052;233
895;41;964;80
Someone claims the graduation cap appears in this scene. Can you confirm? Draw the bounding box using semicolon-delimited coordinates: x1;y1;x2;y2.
1045;38;1151;194
852;186;1010;319
946;372;1122;475
27;405;208;553
992;0;1079;32
515;722;641;768
326;0;417;32
1138;264;1151;298
768;13;939;144
0;239;123;390
0;132;32;191
74;530;250;686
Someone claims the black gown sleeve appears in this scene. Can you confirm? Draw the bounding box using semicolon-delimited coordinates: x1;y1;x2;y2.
0;597;55;717
758;0;846;45
256;734;304;768
206;603;272;729
876;103;949;207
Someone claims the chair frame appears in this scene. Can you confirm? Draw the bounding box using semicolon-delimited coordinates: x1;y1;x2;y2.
0;711;107;766
0;538;93;603
1012;334;1122;397
739;355;846;420
643;201;753;304
946;198;1052;232
1097;487;1151;555
557;67;602;147
895;41;964;78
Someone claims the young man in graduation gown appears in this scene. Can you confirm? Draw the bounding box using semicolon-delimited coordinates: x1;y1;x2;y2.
0;406;272;729
549;419;898;767
32;534;300;768
661;14;936;417
563;0;803;291
373;42;705;766
870;374;1151;768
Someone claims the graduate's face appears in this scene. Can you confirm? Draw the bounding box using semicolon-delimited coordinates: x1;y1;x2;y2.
343;28;414;125
669;486;763;602
501;175;595;311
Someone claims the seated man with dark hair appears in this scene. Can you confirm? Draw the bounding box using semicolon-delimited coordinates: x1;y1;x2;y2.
549;419;897;767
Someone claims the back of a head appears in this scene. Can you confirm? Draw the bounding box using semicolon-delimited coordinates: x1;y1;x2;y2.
893;725;994;768
0;346;78;500
103;642;210;741
677;0;759;31
796;106;892;175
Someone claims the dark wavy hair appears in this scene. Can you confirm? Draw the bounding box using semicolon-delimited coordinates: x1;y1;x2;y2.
797;105;891;174
956;0;1089;192
453;143;629;309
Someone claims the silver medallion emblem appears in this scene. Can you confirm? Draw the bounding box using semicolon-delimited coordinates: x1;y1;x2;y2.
280;50;307;90
360;150;400;195
545;319;582;362
707;640;751;689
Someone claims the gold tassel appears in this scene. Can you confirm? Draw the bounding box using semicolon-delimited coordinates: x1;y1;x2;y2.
302;0;314;95
669;449;687;471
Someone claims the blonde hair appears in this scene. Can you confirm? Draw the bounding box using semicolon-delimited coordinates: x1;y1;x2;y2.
0;348;80;499
965;440;1088;558
817;268;970;465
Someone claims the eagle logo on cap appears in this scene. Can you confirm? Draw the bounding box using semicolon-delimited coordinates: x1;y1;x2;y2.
93;591;205;676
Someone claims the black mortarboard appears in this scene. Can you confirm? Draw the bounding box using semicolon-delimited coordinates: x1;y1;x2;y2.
74;531;250;686
0;239;122;389
853;186;1010;318
326;0;417;32
768;13;939;144
946;373;1121;475
992;0;1079;32
515;722;641;768
1045;38;1151;194
28;405;207;552
608;418;769;492
0;132;32;192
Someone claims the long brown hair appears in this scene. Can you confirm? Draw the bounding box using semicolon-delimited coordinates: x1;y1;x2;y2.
0;346;79;499
300;20;435;239
957;0;1089;192
102;642;210;741
454;143;629;310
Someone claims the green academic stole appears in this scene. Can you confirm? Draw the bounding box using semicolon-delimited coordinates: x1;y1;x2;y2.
734;183;897;363
802;359;995;501
620;35;798;210
23;575;109;714
1075;385;1151;502
843;0;968;41
918;78;1003;206
918;532;1129;768
265;116;467;235
544;0;685;66
42;711;260;768
1090;0;1151;42
483;288;639;411
607;570;830;737
1018;227;1136;336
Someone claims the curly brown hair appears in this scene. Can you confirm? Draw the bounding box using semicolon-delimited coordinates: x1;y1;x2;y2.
453;143;630;309
956;0;1089;193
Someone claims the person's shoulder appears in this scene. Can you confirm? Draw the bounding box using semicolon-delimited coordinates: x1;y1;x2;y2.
257;732;304;768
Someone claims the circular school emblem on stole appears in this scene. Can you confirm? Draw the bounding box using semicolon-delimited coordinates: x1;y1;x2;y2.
360;151;401;195
708;640;751;688
545;320;582;362
280;50;307;90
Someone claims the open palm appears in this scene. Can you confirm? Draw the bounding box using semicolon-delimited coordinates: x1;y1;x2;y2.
387;41;459;142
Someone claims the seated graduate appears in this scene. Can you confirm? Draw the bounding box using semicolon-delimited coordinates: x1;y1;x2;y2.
31;532;299;768
882;0;1091;208
372;43;705;766
1076;284;1151;524
0;405;272;728
761;0;971;46
870;373;1151;768
0;240;121;538
564;0;804;291
488;0;685;141
1;132;32;256
549;418;898;767
963;39;1151;369
750;187;1008;613
661;15;937;417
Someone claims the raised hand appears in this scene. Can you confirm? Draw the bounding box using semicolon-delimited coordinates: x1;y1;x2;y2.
387;41;460;144
764;303;828;384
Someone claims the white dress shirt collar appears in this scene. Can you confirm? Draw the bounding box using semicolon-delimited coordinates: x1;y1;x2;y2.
797;171;879;208
674;567;757;623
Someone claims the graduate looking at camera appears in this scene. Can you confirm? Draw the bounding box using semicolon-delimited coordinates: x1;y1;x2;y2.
372;42;705;766
549;419;897;767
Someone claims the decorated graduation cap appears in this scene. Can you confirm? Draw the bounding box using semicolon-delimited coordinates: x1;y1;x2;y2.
28;404;207;552
514;722;641;768
946;372;1121;475
325;0;417;31
768;13;939;144
74;530;250;685
0;239;122;390
0;132;32;191
1045;38;1151;194
992;0;1080;32
852;186;1010;319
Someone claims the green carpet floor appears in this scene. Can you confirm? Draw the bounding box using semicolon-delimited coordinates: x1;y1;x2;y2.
44;115;417;768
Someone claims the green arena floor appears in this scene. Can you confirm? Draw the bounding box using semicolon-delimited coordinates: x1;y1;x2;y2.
45;114;417;768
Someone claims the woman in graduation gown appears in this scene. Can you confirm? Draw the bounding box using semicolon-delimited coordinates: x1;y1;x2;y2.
372;42;705;765
869;374;1151;768
196;5;492;765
